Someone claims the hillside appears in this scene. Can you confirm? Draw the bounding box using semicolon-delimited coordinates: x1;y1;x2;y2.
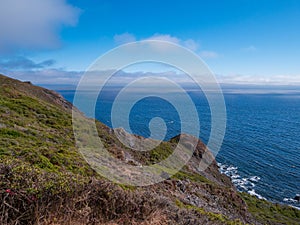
0;74;299;225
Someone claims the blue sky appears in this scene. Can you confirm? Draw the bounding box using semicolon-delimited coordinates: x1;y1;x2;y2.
0;0;299;85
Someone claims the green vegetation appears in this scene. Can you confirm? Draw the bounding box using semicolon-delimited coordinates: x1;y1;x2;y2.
175;199;244;225
0;158;169;225
172;166;213;184
149;142;174;163
0;75;170;224
0;158;88;196
241;192;300;225
0;74;299;224
0;82;93;177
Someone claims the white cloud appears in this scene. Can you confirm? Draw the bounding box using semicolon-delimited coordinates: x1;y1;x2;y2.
0;0;80;51
217;74;300;85
146;34;201;52
200;51;219;59
114;32;136;45
242;45;257;52
0;56;55;70
183;39;199;52
115;33;203;52
3;67;300;88
147;34;181;45
2;69;82;84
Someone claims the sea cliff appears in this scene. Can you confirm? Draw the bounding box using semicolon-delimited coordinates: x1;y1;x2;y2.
0;74;299;224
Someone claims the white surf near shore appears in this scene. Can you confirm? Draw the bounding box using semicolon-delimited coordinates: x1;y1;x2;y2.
217;163;266;200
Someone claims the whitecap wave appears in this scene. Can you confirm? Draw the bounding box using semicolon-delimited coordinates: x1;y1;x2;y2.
217;162;265;199
290;205;300;210
248;189;267;200
283;198;298;203
249;176;261;182
283;195;300;208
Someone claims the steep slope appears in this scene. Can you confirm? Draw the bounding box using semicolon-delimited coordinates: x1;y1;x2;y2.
0;74;299;225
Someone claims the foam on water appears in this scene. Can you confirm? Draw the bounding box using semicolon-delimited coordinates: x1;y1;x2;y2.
284;194;300;209
283;198;298;203
248;189;266;200
217;163;266;200
291;205;300;210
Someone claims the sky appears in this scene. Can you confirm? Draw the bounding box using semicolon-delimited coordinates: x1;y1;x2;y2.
0;0;299;85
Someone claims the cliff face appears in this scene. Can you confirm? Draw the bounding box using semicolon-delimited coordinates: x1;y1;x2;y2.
0;74;299;225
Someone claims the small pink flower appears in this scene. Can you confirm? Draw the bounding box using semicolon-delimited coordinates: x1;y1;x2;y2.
5;189;14;195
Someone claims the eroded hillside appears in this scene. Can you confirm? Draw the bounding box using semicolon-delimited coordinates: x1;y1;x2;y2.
0;74;299;225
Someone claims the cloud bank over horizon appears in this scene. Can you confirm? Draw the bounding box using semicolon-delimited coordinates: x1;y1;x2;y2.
2;65;300;89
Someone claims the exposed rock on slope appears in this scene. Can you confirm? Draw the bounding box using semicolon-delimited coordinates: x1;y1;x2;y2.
0;74;299;224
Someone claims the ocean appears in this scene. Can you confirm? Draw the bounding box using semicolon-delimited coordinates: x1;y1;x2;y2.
56;87;300;208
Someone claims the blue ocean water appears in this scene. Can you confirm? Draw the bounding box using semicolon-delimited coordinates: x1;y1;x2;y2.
57;89;300;208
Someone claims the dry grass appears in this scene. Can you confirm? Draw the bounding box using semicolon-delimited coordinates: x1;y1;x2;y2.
0;165;173;225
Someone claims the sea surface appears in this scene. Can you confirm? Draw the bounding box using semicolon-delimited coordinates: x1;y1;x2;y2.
56;87;300;208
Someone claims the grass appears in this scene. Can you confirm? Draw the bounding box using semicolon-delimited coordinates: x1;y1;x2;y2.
240;192;300;225
1;74;299;224
0;83;94;177
0;76;170;224
0;158;171;225
172;166;213;184
175;199;244;225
